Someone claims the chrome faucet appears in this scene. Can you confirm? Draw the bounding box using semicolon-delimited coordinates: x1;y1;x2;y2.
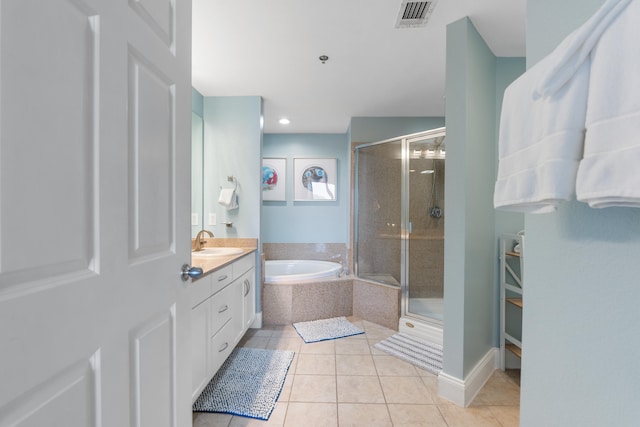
193;229;214;251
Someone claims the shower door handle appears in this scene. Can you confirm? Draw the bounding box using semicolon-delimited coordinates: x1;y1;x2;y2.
408;222;413;234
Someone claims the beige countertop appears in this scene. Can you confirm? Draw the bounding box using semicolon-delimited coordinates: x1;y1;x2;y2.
191;238;258;278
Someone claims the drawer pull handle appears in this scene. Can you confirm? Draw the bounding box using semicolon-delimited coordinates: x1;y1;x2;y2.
243;279;251;296
217;274;228;282
218;304;229;313
218;342;229;352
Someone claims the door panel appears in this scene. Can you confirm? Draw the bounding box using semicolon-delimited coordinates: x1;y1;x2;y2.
0;0;98;287
129;0;174;48
0;0;192;425
0;354;99;427
128;50;174;261
130;308;176;427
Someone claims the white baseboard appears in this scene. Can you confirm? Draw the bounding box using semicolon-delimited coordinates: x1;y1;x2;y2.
438;347;499;407
250;311;262;329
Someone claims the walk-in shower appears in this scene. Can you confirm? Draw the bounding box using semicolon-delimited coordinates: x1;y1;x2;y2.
355;128;446;344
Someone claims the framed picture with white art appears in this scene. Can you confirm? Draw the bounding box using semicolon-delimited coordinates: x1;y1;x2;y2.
262;158;286;201
293;158;337;201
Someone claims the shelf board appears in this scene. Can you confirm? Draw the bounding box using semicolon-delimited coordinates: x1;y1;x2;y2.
504;333;522;348
506;297;523;308
506;251;521;258
505;343;522;358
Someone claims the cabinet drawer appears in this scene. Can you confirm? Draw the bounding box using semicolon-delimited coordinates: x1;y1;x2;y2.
209;320;235;376
210;283;234;336
210;264;233;294
189;274;213;308
233;254;255;277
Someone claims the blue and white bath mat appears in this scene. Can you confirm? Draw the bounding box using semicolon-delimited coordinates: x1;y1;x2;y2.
374;333;443;375
293;316;364;343
192;347;294;420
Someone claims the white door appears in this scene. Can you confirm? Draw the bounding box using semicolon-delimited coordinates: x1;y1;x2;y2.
0;1;192;426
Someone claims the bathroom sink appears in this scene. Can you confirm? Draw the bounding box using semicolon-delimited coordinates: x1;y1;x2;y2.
192;247;244;257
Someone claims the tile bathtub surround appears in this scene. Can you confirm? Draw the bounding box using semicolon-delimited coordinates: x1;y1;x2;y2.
262;282;293;326
291;279;353;323
262;276;400;328
262;243;348;266
263;278;353;325
193;318;520;427
352;279;401;331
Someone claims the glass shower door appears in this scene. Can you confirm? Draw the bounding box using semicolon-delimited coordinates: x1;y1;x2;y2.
355;139;403;286
405;131;446;322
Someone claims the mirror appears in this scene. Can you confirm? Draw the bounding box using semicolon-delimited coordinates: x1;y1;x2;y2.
191;112;204;238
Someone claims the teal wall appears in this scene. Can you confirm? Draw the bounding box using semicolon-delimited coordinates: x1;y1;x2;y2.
202;96;262;239
521;1;640;426
493;59;525;238
443;17;498;379
261;118;446;244
192;88;203;117
262;133;350;243
191;89;204;237
350;117;445;143
493;58;526;344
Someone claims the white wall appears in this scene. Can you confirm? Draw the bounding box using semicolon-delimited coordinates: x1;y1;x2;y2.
521;1;640;426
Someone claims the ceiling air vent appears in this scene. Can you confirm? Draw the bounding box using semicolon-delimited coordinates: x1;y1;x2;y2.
395;1;438;28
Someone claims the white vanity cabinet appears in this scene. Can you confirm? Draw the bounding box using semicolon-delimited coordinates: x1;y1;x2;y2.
232;254;256;338
189;253;256;402
241;270;256;331
190;293;211;399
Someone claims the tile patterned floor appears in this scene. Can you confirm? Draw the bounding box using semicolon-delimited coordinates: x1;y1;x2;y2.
192;318;520;427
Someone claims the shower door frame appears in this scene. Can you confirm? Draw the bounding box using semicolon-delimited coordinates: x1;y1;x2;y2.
400;128;446;342
354;128;446;342
354;136;405;288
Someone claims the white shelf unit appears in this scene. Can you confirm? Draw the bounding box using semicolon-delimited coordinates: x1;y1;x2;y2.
499;233;524;370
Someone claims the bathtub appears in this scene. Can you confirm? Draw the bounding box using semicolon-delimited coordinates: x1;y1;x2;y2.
264;259;343;284
262;259;351;324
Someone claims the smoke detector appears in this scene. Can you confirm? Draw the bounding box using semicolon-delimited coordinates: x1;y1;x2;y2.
395;1;438;28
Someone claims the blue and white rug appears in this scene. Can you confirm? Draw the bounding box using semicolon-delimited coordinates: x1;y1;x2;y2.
374;333;443;375
193;347;294;420
293;316;364;343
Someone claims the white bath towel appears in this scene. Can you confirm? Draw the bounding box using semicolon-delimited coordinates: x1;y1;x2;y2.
493;55;590;213
576;0;640;208
218;188;238;210
533;0;632;99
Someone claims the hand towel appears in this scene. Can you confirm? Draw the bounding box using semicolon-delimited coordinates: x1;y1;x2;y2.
533;0;632;99
494;55;590;213
218;188;238;210
576;0;640;208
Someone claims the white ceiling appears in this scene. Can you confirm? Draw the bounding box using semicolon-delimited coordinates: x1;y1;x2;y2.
192;0;526;134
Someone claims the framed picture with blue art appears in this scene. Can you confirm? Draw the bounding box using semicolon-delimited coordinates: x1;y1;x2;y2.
294;158;337;201
262;158;286;201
